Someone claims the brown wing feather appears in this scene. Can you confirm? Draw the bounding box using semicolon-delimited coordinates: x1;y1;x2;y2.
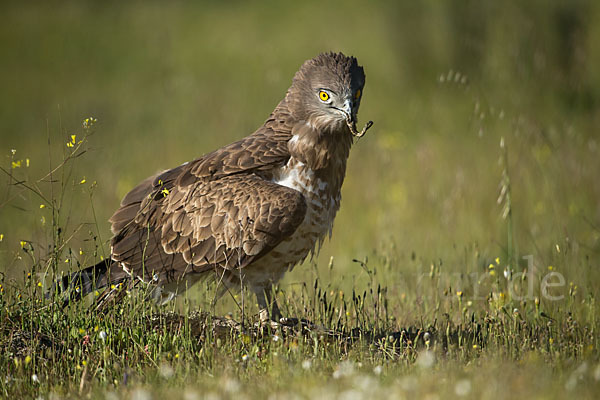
110;174;306;285
108;113;304;285
109;109;293;235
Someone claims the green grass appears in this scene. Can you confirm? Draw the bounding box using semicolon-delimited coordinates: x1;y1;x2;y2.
1;1;600;399
1;213;599;398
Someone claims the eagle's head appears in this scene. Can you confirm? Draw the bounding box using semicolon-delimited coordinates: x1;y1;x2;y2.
287;52;368;135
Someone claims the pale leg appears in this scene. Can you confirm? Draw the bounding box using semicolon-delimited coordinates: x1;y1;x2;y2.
255;286;282;323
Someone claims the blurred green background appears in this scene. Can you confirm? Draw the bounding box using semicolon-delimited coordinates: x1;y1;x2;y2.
1;0;599;301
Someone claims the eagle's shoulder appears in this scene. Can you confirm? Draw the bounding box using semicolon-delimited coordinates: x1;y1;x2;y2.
109;114;297;233
181;127;292;184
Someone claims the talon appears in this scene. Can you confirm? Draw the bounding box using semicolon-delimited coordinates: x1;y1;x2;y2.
279;317;299;326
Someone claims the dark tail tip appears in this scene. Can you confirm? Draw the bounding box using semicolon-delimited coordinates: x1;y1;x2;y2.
47;259;112;306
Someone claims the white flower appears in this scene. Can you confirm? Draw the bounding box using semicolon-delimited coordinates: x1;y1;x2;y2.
99;331;107;341
333;361;354;379
31;374;40;384
302;359;312;370
131;388;151;400
223;378;240;393
183;389;200;400
416;350;435;369
159;363;174;379
373;365;383;375
455;379;472;396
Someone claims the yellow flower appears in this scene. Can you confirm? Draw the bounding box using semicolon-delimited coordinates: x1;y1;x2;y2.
80;178;86;184
495;257;500;265
25;355;31;365
488;263;495;270
40;204;45;209
0;234;3;242
11;160;21;168
456;291;463;298
83;117;97;129
26;158;30;167
20;241;27;248
489;270;496;276
548;266;554;271
37;282;43;288
549;338;554;345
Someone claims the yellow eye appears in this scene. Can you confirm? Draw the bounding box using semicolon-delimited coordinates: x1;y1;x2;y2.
355;89;361;100
319;90;330;102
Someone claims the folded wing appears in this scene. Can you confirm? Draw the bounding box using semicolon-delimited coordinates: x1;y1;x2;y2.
107;127;305;286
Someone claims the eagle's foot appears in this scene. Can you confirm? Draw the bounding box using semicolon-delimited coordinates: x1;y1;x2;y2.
256;289;311;329
258;305;301;328
259;318;282;330
278;317;299;327
257;316;307;333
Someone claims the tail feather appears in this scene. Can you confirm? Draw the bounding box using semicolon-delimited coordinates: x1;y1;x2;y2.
49;259;126;305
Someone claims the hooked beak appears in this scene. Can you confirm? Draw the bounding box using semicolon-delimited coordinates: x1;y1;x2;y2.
333;99;356;125
342;99;355;122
